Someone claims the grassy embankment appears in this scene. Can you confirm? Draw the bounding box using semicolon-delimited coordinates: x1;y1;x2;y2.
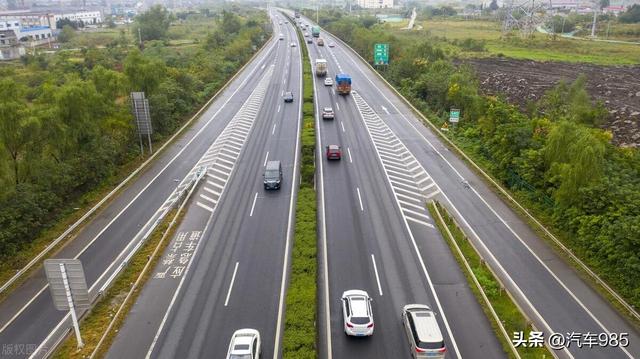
281;14;318;359
428;202;553;359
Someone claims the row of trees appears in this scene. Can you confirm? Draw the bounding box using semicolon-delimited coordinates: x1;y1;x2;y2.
0;8;268;262
323;17;640;308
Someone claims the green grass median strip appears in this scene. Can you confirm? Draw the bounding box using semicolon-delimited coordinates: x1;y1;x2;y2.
281;12;318;359
428;201;553;359
52;208;183;359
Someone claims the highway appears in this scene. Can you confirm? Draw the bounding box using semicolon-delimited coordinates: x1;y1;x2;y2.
304;19;504;359
0;13;289;359
300;14;640;359
107;12;301;359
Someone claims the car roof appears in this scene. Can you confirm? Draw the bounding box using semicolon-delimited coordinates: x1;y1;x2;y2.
328;144;339;150
266;160;280;169
230;329;258;354
324;107;333;111
349;296;368;317
410;310;444;343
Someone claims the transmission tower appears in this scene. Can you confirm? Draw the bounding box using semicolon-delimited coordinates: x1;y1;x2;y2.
501;0;547;38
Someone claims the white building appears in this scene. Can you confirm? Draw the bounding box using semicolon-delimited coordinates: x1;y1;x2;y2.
0;19;52;43
54;11;102;26
356;0;393;9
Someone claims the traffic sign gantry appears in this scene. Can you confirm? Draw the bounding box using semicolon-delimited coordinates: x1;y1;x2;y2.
374;43;389;65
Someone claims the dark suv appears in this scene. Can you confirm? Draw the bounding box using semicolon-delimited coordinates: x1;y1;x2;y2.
264;160;283;190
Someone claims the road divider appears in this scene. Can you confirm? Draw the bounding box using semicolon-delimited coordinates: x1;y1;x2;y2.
281;11;317;359
428;201;554;359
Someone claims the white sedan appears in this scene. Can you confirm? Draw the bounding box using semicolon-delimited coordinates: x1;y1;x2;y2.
342;290;374;336
324;78;333;86
226;329;261;359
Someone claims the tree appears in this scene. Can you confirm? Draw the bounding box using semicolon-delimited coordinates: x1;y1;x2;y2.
0;101;36;186
619;4;640;23
134;5;174;41
123;49;166;95
221;10;242;35
544;121;607;206
56;18;78;30
57;25;75;43
600;0;610;9
489;0;499;11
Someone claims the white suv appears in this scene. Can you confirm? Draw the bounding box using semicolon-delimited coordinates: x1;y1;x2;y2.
226;329;261;359
341;290;374;336
402;304;446;358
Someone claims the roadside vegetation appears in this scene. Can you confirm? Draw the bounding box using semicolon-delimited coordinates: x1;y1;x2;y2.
429;202;553;358
281;13;317;359
0;7;269;293
310;11;640;320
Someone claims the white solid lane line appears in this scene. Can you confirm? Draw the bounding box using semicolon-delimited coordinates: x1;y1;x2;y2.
341;121;345;133
356;187;364;212
224;262;240;307
371;254;383;296
264;151;269;167
250;192;258;217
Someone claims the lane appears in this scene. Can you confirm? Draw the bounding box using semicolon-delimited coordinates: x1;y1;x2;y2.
306;15;640;359
304;19;504;359
107;13;301;359
0;16;282;359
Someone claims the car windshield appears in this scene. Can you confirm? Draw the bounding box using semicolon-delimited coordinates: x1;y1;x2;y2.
265;170;279;179
351;316;370;324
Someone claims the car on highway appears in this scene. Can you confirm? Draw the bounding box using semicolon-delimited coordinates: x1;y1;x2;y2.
322;107;334;119
226;328;261;359
306;38;312;44
278;21;282;25
264;160;283;190
324;77;333;86
341;290;374;336
329;42;335;47
279;33;284;40
402;304;446;358
283;91;294;102
326;145;341;160
317;38;324;46
290;42;296;47
304;32;309;37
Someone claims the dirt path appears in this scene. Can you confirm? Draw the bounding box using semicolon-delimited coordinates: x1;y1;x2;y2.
464;58;640;147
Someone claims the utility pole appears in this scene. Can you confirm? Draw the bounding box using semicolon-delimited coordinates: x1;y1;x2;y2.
590;9;597;37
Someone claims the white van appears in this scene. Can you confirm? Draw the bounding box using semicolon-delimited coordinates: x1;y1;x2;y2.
402;304;446;358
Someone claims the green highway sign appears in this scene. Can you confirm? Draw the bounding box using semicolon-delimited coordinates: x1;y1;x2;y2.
374;43;389;65
449;108;460;123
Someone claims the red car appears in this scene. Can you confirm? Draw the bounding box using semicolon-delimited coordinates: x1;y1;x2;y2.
326;145;341;160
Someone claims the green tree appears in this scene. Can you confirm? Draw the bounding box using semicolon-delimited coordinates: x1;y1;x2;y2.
135;5;174;41
544;121;608;206
57;25;75;43
123;49;166;94
0;102;37;186
620;4;640;23
221;10;242;35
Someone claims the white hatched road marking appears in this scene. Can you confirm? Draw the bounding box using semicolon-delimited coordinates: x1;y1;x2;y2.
144;65;275;358
351;91;436;229
196;202;214;213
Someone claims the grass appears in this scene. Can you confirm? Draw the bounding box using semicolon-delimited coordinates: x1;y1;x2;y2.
52;208;180;358
428;202;553;359
281;13;318;359
412;19;640;65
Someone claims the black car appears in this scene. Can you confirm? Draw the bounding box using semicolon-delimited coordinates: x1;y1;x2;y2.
284;91;294;103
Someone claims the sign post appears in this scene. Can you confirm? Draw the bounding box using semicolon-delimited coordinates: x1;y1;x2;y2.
449;108;460;124
44;259;90;349
373;43;389;66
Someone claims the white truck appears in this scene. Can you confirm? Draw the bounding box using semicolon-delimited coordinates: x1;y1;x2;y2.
315;59;328;77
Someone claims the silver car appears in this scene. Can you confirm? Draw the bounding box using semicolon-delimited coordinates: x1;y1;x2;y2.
402;304;446;358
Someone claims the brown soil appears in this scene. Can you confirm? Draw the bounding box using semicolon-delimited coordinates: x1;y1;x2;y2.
464;58;640;148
